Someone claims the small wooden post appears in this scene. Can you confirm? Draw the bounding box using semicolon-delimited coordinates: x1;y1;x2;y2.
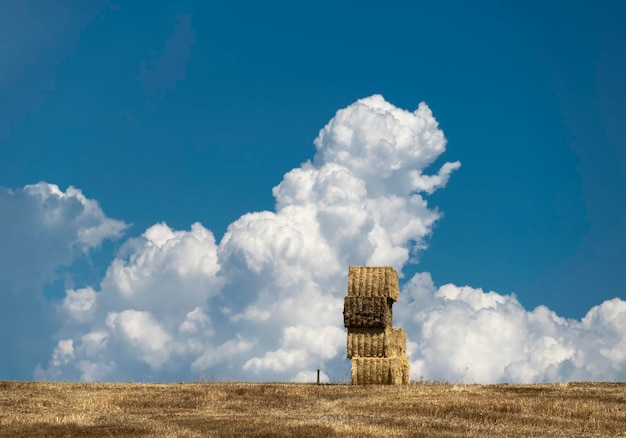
317;369;320;385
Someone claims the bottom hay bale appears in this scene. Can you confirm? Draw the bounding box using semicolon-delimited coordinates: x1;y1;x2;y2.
346;327;407;359
351;357;410;385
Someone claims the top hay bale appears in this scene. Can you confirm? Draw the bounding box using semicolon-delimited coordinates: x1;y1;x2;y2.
348;266;399;302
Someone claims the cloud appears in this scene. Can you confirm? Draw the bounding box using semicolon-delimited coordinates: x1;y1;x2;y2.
63;287;98;323
397;273;626;383
17;95;625;383
38;221;221;381
0;183;126;280
0;183;126;379
105;310;172;369
313;95;460;197
37;95;457;381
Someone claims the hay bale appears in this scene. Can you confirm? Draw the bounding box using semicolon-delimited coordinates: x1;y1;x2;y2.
346;327;407;359
385;327;407;358
347;266;399;302
351;357;410;385
343;296;393;328
347;328;385;358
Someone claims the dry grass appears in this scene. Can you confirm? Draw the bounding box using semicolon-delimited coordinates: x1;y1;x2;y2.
1;381;625;437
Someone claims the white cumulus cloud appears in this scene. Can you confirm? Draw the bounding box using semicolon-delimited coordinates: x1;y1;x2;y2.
19;95;625;383
396;273;626;383
38;95;458;381
38;221;222;381
0;183;126;379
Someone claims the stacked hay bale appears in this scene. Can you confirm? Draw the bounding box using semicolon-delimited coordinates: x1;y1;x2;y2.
344;266;410;385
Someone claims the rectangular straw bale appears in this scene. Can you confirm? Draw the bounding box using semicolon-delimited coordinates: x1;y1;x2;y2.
348;266;399;302
351;357;410;385
391;357;410;385
385;327;407;358
347;328;385;358
343;296;393;329
346;327;407;358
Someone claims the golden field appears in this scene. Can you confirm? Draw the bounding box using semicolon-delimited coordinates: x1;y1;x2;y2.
1;381;625;437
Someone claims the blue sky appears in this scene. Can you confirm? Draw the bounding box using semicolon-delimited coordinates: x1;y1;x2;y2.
1;1;625;382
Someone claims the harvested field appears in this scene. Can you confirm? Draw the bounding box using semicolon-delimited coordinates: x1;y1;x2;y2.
348;266;399;301
1;381;625;437
347;327;406;359
344;296;393;328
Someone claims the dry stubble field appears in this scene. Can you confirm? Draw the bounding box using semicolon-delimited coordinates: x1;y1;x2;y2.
0;381;625;437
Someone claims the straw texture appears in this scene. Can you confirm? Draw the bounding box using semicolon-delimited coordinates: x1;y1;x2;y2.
350;357;410;385
346;327;407;359
343;296;393;328
347;266;399;302
344;266;409;384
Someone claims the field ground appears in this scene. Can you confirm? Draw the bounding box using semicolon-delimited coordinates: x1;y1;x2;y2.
1;381;625;437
